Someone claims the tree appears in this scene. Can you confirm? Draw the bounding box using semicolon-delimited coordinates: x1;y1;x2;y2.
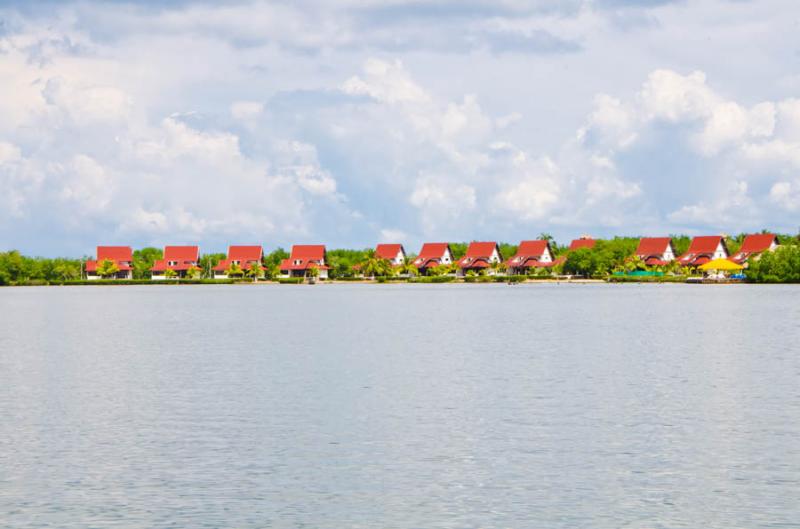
164;268;178;279
225;262;244;278
306;265;320;282
396;260;418;277
245;263;264;281
200;253;226;277
53;262;80;281
133;247;163;279
359;251;392;278
96;259;119;279
185;265;201;279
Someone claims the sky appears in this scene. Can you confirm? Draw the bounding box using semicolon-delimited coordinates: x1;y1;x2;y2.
1;0;799;256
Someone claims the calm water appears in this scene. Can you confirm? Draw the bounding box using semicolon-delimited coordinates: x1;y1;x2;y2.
1;284;799;528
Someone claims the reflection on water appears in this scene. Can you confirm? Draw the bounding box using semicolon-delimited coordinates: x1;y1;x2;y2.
1;284;799;528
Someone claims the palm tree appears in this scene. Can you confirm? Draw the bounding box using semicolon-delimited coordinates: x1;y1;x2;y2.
225;262;244;278
306;265;320;283
164;268;178;279
396;259;418;277
96;259;119;279
185;265;201;279
245;263;264;282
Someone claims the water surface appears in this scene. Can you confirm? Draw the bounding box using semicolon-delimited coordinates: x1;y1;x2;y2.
1;284;799;528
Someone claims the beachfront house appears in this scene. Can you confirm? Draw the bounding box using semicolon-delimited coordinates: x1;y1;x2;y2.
412;243;453;275
280;245;330;279
635;237;676;266
85;246;133;280
213;245;263;279
676;236;729;267
729;233;779;264
568;236;596;251
506;240;556;274
151;246;200;279
456;242;503;276
375;243;407;266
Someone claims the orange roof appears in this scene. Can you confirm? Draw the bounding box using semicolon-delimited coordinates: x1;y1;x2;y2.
213;245;263;271
730;233;777;263
416;243;451;260
163;245;199;261
507;240;552;268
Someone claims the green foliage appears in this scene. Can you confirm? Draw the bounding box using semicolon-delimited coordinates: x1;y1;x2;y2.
96;258;120;279
225;262;244;277
746;246;800;283
263;248;290;269
200;253;226;277
498;243;518;260
245;263;264;280
133;247;162;279
670;235;692;256
562;237;640;277
278;277;305;284
0;251;85;285
327;248;370;279
185;265;201;279
449;243;468;260
359;251;393;278
164;268;178;279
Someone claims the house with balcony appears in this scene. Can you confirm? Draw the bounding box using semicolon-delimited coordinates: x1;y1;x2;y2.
457;242;503;275
412;243;453;275
506;240;557;274
729;233;779;264
279;245;330;279
676;236;729;267
635;237;677;266
151;246;200;279
213;246;264;278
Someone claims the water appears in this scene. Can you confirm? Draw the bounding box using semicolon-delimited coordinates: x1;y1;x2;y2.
1;283;799;528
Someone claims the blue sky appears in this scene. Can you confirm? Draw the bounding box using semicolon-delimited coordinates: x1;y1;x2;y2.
1;0;799;256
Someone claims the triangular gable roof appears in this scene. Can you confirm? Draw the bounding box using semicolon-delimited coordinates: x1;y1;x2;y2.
636;237;673;258
279;245;330;271
458;241;501;268
375;243;405;261
213;245;263;271
163;246;199;261
677;235;728;265
739;233;777;254
730;233;778;263
569;238;595;251
507;240;553;268
97;246;133;261
416;243;451;260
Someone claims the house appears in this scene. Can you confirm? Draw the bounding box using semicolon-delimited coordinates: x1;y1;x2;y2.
213;246;263;278
151;246;200;279
569;236;596;251
412;243;453;275
279;245;330;279
456;242;502;275
676;236;729;267
506;240;556;274
375;243;407;266
85;246;133;280
635;237;677;266
729;233;779;264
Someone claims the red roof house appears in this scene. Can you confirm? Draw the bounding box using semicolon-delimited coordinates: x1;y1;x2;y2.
279;245;330;279
456;242;502;275
569;237;596;251
85;246;133;279
507;240;557;274
213;246;263;278
412;243;453;274
151;246;200;279
676;236;729;267
729;233;778;264
635;237;677;266
375;243;407;265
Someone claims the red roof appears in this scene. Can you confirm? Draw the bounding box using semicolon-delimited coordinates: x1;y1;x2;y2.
413;243;451;267
213;245;264;271
457;242;500;268
280;245;329;271
677;236;726;265
730;233;778;263
375;243;405;261
151;246;200;272
636;238;673;259
85;246;133;272
97;246;132;261
569;238;595;250
507;240;553;268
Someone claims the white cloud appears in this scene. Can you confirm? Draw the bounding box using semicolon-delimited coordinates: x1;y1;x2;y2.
230;101;264;121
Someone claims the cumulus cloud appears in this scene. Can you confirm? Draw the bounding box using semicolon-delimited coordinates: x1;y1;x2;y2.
1;0;799;253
